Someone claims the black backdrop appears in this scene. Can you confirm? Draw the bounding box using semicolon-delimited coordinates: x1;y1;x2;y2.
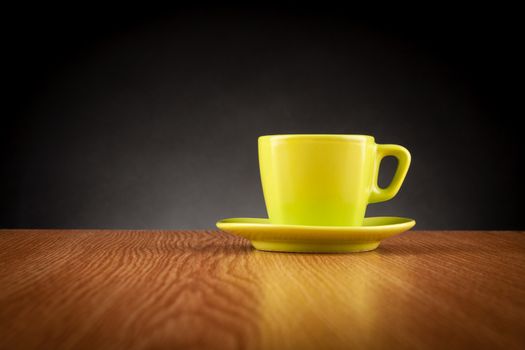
2;4;522;229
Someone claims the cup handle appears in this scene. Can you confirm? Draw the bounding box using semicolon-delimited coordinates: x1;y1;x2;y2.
369;144;411;204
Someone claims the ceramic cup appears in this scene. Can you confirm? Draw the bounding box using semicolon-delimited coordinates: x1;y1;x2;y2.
258;134;411;226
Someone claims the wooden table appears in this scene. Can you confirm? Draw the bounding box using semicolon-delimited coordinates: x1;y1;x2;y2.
1;230;524;349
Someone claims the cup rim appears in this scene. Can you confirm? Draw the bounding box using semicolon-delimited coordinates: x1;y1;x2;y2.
258;134;375;142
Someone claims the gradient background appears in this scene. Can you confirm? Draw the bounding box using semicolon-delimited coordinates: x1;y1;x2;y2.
2;5;522;229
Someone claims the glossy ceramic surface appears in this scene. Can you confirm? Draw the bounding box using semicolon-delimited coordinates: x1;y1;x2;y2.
216;216;416;253
258;135;411;226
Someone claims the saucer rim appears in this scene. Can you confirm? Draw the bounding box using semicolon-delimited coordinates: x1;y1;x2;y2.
216;216;415;231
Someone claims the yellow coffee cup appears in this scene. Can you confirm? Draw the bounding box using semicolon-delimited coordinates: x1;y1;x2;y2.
259;135;411;226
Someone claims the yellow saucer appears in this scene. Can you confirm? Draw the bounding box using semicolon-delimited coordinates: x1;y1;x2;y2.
216;217;415;253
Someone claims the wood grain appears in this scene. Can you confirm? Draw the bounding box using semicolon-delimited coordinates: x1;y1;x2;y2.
0;230;524;350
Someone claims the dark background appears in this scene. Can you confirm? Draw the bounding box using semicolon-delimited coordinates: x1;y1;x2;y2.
2;4;522;229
